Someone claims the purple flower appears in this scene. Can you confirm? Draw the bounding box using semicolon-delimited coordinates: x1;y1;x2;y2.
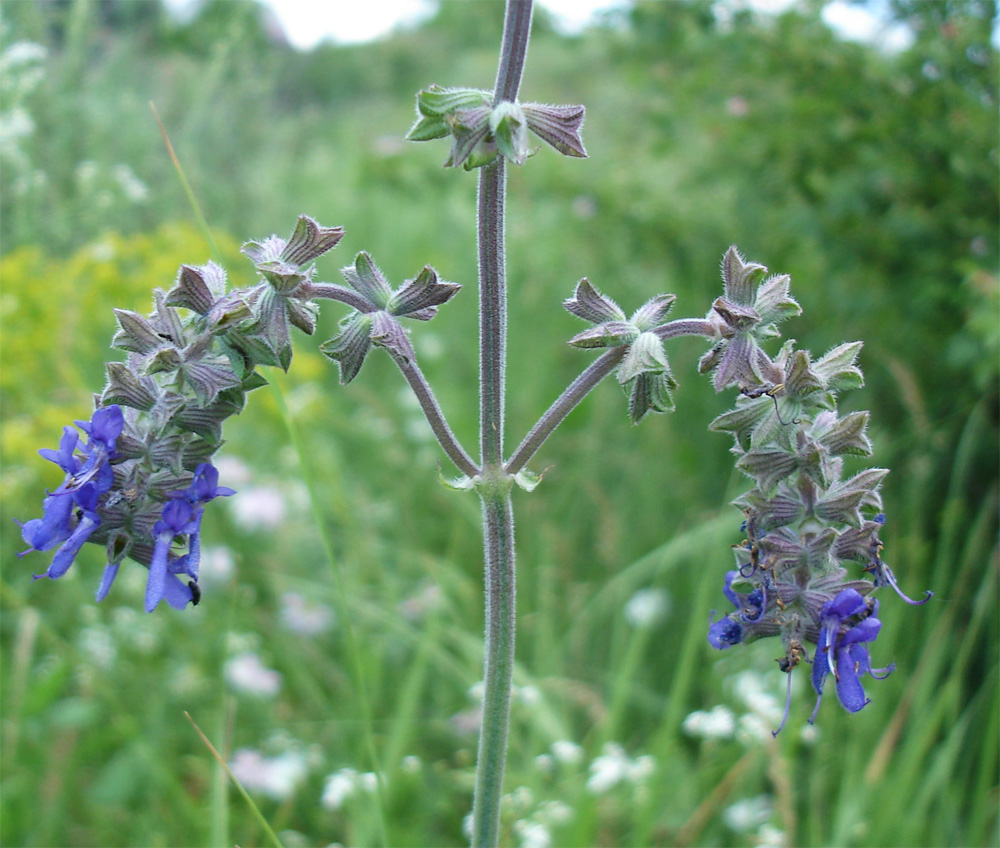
707;571;767;649
54;405;123;495
809;588;895;722
17;492;75;554
866;514;933;606
34;483;104;581
166;463;235;583
146;499;199;613
708;614;744;649
38;427;82;475
18;408;125;581
20;408;235;613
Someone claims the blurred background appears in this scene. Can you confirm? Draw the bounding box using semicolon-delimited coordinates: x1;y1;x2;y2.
1;1;997;846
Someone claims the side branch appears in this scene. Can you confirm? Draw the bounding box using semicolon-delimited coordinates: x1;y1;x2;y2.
389;352;480;478
306;282;376;313
505;347;625;475
505;318;717;474
654;317;716;341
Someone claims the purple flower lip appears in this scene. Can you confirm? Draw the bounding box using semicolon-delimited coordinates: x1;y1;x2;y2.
52;406;124;495
809;588;894;721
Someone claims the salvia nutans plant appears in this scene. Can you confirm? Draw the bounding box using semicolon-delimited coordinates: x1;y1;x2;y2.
16;2;931;846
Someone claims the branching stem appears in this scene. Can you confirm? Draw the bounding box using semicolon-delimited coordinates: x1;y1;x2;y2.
506;318;716;475
307;282;378;313
389;352;480;478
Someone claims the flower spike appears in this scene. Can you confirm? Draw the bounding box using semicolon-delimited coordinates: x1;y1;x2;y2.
704;248;927;730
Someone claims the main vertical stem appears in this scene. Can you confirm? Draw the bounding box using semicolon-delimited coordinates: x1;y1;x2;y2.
478;157;508;472
472;3;533;845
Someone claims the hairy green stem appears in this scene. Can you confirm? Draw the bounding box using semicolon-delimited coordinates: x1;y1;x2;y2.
506;347;626;475
472;2;533;845
478;158;508;470
390;352;480;477
472;487;516;847
307;282;379;313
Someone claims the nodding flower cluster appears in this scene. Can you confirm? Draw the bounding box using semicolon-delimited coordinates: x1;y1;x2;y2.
702;248;931;732
18;216;354;612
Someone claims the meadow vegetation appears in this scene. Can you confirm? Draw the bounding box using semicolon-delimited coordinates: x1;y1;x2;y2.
1;1;997;846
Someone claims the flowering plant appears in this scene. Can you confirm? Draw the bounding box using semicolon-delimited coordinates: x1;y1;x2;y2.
16;2;930;846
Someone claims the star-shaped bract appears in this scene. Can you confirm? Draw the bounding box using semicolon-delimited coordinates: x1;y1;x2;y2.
699;246;801;393
564;278;678;423
407;85;586;170
320;252;460;383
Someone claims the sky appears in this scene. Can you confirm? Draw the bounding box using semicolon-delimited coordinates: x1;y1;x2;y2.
163;0;1000;52
161;0;930;52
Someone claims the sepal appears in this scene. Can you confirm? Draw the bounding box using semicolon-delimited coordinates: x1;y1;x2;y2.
814;342;865;392
407;86;588;168
490;101;529;166
320;313;374;384
736;447;798;493
811;411;873;457
341;252;393;310
112;309;169;354
627;371;677;423
618;331;671;384
388;266;461;319
165;262;228;315
370;311;415;363
102;363;157;410
407;86;492;140
815;468;888;527
564;278;626;324
631;294;676;331
522;103;587;158
281;215;345;267
445;106;495;169
755;274;801;326
568;321;636;349
721;246;767;306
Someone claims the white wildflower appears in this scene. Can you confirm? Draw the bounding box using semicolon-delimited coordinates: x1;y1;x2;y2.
320;768;359;811
230;749;308;801
229;485;287;531
682;704;736;740
624;587;670;627
723;795;773;832
516;684;542;707
280;591;335;636
550;740;583;764
77;626;116;669
586;743;630;794
199;545;236;586
537;800;573;826
756;823;787;848
513;819;551;848
224;651;282;697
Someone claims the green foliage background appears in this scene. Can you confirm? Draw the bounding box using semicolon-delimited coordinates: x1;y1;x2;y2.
1;1;997;846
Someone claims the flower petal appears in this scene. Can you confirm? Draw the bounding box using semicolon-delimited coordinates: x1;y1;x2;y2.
834;645;869;712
